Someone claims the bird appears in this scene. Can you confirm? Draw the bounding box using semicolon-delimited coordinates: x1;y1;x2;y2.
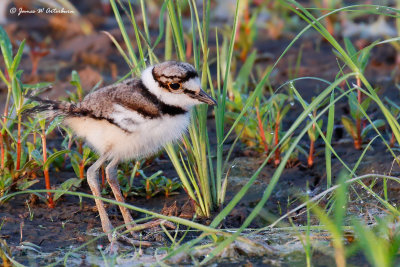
29;61;217;245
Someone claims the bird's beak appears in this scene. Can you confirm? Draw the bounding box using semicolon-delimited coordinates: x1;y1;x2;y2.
194;89;217;106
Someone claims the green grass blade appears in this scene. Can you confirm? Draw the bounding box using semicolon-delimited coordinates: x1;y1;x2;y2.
102;31;133;69
0;26;13;70
326;92;335;188
110;0;140;75
10;40;25;75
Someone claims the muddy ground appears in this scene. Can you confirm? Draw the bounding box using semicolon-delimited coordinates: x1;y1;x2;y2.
1;0;400;266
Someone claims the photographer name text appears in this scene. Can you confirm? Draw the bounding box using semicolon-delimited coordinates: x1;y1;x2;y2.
10;7;75;16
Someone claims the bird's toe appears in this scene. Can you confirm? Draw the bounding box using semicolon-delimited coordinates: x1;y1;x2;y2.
117;233;152;247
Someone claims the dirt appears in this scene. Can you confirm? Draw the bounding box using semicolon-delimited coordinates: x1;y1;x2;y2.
2;138;399;265
1;0;400;266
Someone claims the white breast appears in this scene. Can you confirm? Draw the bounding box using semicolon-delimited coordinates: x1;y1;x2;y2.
64;113;190;161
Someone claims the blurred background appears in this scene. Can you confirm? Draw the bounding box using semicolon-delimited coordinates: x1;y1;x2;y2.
0;0;398;106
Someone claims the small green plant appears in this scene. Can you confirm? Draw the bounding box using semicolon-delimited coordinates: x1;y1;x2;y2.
336;38;385;150
70;146;94;180
226;96;265;151
117;166;181;199
162;177;182;198
28;117;69;207
117;160;143;198
53;178;83;203
266;93;292;166
228;91;305;167
341;89;385;150
138;170;181;199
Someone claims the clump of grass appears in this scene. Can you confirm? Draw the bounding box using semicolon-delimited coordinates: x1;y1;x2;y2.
108;0;244;218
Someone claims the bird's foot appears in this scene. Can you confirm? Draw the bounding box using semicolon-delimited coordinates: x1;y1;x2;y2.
139;219;177;242
130;219;176;232
117;233;152;247
102;219;176;252
104;229;152;253
125;219;176;243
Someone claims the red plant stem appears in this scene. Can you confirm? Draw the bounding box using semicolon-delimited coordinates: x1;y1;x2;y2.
390;132;396;148
146;180;150;199
308;139;315;167
78;140;85;179
79;162;85;179
41;130;54;208
308;111;317;167
274;113;280;166
255;106;268;153
355;76;362;150
16;115;22;171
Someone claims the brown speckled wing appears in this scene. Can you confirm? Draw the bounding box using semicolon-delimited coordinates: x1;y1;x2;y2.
80;78;161;120
70;78;186;133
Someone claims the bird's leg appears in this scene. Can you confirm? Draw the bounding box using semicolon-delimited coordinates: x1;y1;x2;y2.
105;157;137;235
105;158;176;238
87;154;115;241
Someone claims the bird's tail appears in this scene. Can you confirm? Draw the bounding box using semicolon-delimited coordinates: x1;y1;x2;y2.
24;96;80;121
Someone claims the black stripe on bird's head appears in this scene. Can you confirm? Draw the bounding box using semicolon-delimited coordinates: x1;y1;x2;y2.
151;61;216;106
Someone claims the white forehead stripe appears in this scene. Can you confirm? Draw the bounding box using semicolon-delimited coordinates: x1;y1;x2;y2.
142;66;203;107
183;77;201;92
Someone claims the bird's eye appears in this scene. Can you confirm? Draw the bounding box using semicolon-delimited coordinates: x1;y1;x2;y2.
169;83;181;90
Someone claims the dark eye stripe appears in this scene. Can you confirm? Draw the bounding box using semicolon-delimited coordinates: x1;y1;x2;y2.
182;89;197;97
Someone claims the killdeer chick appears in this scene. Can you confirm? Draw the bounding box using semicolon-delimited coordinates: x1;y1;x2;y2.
30;61;216;245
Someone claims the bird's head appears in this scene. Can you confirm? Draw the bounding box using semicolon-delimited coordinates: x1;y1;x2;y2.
142;61;217;108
